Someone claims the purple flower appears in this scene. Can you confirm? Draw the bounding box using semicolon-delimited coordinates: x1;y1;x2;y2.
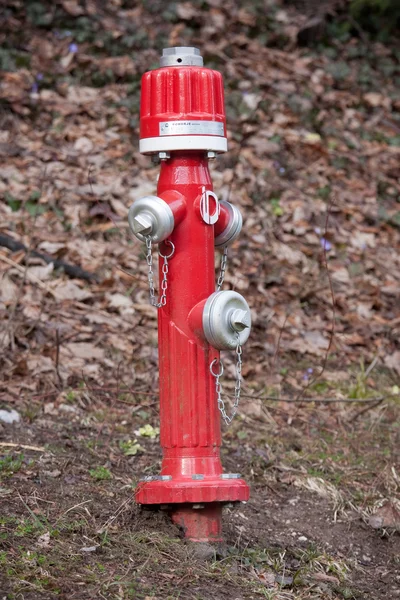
30;82;39;94
68;43;78;54
320;237;332;251
36;73;43;81
303;367;314;382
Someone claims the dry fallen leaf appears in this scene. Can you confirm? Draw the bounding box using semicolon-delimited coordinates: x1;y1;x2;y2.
27;263;54;281
37;531;51;548
63;342;105;361
286;331;329;355
0;275;18;304
384;352;400;376
27;356;55;375
272;242;308;266
74;136;94;154
53;281;92;301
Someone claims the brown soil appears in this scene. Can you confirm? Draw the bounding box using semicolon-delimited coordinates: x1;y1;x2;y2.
1;399;399;599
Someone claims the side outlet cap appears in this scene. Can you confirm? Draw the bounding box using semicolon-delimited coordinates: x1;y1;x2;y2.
203;291;251;350
128;196;174;243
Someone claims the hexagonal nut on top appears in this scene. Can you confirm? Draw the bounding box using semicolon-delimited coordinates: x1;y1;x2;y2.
160;47;204;67
128;196;174;243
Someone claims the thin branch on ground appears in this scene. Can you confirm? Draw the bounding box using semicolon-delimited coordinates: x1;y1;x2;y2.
295;195;337;401
240;393;397;404
0;233;98;281
350;398;387;422
0;442;45;451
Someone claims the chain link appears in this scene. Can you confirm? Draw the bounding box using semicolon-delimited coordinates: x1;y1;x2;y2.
210;332;242;425
216;246;228;291
145;236;174;308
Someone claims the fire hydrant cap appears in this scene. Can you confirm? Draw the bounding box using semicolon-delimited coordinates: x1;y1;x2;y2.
203;291;251;350
214;201;243;248
128;196;174;243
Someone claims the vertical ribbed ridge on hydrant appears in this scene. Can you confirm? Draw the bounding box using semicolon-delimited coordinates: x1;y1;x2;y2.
128;47;251;542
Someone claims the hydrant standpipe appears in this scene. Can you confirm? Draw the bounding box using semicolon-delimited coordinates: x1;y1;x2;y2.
130;47;251;542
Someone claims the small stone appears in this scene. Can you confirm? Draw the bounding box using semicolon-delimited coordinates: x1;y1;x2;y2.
0;409;20;424
80;545;99;553
43;469;62;478
298;535;308;542
59;404;77;413
275;574;293;586
188;542;216;561
362;555;371;563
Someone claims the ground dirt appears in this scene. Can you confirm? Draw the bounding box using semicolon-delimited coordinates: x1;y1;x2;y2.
0;1;400;599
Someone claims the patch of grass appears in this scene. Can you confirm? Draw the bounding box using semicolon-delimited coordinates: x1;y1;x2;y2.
0;453;25;478
348;361;371;399
89;466;112;481
294;544;351;584
119;439;143;456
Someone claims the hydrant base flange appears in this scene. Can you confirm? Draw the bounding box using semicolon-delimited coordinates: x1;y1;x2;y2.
135;477;249;505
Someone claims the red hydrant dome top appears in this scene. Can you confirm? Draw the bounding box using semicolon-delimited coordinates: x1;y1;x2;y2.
139;47;227;155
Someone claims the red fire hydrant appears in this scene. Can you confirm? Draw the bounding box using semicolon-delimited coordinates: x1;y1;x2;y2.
129;47;251;542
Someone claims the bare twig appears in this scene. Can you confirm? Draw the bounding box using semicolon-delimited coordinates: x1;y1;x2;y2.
17;491;47;530
350;398;386;423
0;442;45;451
239;393;396;404
54;500;93;523
272;312;290;369
295;196;336;401
55;328;63;386
97;497;132;534
0;233;98;282
88;165;124;233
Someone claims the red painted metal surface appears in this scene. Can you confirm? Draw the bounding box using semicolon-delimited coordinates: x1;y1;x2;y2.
134;54;250;540
140;66;226;140
171;504;223;542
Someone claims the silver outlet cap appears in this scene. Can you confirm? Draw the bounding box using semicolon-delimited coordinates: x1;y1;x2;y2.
203;290;251;350
128;196;174;243
214;201;243;248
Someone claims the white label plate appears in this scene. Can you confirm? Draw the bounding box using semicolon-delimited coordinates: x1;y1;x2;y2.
159;120;224;136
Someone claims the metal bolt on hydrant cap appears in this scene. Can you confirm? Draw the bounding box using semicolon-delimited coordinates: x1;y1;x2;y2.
128;47;251;542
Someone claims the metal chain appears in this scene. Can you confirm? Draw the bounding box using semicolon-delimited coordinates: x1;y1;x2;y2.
145;236;174;308
210;332;242;425
216;246;228;291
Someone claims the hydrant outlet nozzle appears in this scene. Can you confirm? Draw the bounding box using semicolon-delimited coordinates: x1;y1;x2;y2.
214;201;243;248
202;290;252;350
128;195;175;243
